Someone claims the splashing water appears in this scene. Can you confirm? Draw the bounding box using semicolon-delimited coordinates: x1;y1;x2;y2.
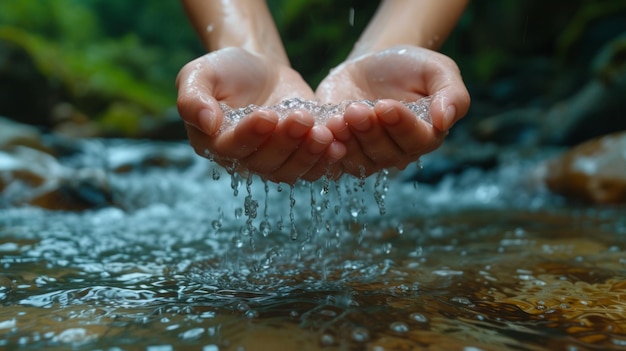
2;135;626;350
218;96;432;131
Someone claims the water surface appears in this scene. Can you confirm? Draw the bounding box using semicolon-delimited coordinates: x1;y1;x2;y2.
1;140;625;350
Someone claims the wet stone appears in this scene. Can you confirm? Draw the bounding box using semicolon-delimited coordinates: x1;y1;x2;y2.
543;131;626;204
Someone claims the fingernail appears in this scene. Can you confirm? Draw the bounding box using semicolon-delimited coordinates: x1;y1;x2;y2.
289;119;312;138
443;105;456;130
199;108;218;134
350;115;371;132
380;106;399;125
254;113;276;135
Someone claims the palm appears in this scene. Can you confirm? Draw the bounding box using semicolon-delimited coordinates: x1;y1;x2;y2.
314;46;470;177
177;48;343;184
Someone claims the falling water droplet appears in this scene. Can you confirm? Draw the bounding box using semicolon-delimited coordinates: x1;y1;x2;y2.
374;169;388;215
259;220;272;237
244;195;258;219
230;172;240;197
234;208;243;219
290;226;298;241
211;168;220;181
396;224;404;235
211;219;222;231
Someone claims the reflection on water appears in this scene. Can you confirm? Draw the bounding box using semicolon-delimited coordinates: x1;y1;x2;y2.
1;140;626;350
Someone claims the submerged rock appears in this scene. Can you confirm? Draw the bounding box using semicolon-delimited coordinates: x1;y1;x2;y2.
542;131;626;204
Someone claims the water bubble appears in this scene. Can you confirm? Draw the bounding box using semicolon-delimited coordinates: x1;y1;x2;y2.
450;296;473;306
389;321;409;333
52;328;95;344
410;312;428;323
245;310;259;319
351;327;369;342
320;333;335;346
179;327;204;341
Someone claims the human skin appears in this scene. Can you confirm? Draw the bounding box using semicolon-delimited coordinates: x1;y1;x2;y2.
177;0;470;182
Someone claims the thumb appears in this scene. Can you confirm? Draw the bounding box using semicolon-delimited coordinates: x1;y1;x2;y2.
430;87;471;132
176;57;224;136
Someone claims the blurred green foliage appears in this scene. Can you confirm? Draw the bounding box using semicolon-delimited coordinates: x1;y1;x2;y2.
0;0;624;136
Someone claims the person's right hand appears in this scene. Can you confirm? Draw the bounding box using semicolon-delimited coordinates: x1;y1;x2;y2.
176;47;346;183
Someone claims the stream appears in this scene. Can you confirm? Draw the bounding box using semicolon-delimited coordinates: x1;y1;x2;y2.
1;139;626;350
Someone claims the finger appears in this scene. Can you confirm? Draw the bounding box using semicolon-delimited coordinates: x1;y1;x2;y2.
326;113;377;177
300;140;346;182
424;55;471;131
344;103;403;168
242;110;315;175
268;126;334;183
176;57;224;135
375;99;439;156
212;109;278;159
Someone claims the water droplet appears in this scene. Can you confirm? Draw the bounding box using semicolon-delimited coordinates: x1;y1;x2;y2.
389;321;409;333
450;296;473;305
244;310;258;319
319;309;336;317
179;327;204;340
320;333;335;346
383;243;392;254
211;219;222;231
351;327;369;342
396;224;404;235
290;227;298;241
348;7;355;26
211;168;220;180
244;195;258;219
234;238;243;248
410;312;428;323
259;220;272;237
234;208;243;219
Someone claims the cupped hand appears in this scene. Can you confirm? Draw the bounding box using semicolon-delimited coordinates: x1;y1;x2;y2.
176;47;346;183
315;45;470;177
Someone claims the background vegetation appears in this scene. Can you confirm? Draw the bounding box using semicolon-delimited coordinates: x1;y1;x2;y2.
0;0;624;138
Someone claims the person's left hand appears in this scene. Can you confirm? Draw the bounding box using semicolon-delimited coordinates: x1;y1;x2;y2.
315;45;470;177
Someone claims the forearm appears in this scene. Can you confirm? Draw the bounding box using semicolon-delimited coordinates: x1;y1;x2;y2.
180;0;289;64
349;0;468;58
